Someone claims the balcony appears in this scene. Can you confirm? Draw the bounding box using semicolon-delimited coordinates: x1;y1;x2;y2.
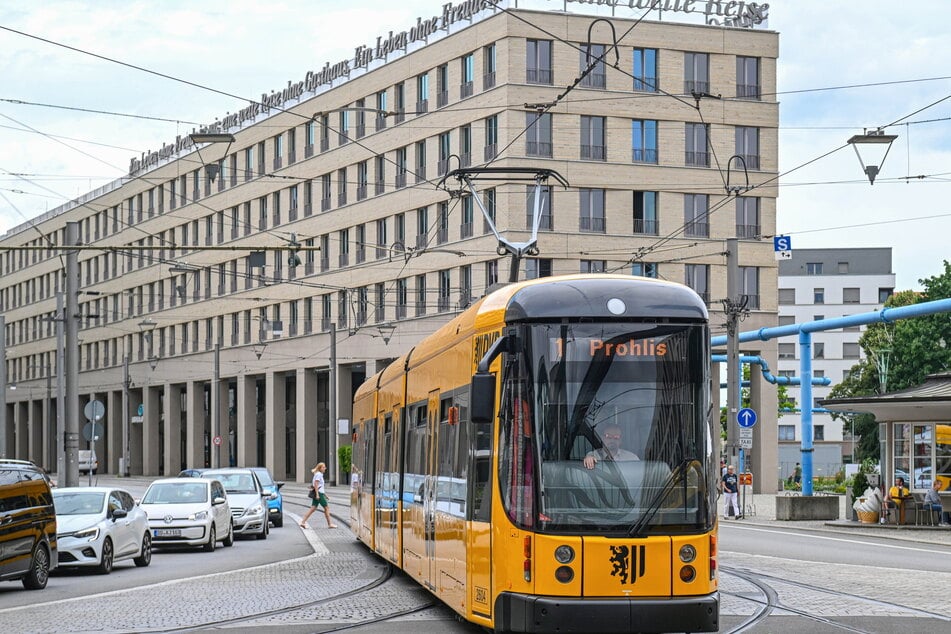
460;221;473;238
484;143;498;161
416;100;428;114
437;90;448;108
321;197;331;212
684;221;709;237
527;68;552;84
634;76;658;92
355;123;366;139
579;216;606;232
305;144;314;158
736;83;761;100
437;159;449;177
338;192;347;206
684;80;710;94
736;223;760;238
632;148;658;163
375;115;387;131
375;181;385;196
581;144;606;161
395;172;407;189
735;154;760;170
685;151;710;167
633;218;658;235
581;72;606;89
320;137;329;152
526;141;552;157
357;185;367;201
460;82;473;99
483;72;495;90
395;108;405;123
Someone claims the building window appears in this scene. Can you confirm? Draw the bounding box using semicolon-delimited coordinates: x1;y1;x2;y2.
843;287;861;304
526;39;553;84
631;119;658;163
736;56;760;99
526;112;552;157
416;206;429;249
526;185;553;231
684;194;709;237
684;52;710;93
376;218;388;259
814;426;825;441
338;110;350;145
374;155;385;195
684;264;710;303
436;63;449;108
438;269;451;311
394;82;405;122
320;114;330;151
356;161;368;201
415;139;426;182
461;52;474;98
740;267;760;309
375;90;388;131
438;132;451;176
524;258;552;280
736;197;760;238
483;43;496;89
485;259;499;288
415;274;427;316
395;146;407;188
633;191;658;235
396;278;407;319
579;43;606;88
843;342;861;359
437;201;449;244
355;98;366;138
579;189;605;232
814;342;825;359
459;264;472;307
337;168;347;206
484;114;499;161
416;72;429;113
685;123;710;166
459;124;472;167
633;47;658;92
581;259;606;273
273;134;283;170
778;343;796;359
580;116;606;160
778;425;795;441
631;262;658;278
806;262;823;275
735;126;760;170
879;287;893;303
778;315;795;326
814;288;825;304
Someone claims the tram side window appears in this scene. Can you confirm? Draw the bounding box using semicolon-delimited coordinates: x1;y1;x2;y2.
499;380;536;528
403;403;428;503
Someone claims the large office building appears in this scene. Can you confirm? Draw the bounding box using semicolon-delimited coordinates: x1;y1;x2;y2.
1;1;780;484
777;248;895;479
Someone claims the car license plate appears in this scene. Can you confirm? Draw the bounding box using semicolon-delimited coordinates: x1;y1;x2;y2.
154;528;181;537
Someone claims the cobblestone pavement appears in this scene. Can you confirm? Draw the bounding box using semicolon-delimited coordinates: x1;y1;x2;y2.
2;478;948;633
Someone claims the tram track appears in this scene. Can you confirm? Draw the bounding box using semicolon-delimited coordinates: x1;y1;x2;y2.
720;565;951;634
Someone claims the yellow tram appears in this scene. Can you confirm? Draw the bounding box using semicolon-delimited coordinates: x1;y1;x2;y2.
350;274;719;633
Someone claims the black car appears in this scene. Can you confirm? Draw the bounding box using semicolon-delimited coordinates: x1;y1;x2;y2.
0;459;57;589
177;468;209;478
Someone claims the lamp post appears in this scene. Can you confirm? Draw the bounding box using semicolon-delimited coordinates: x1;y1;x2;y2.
847;128;897;185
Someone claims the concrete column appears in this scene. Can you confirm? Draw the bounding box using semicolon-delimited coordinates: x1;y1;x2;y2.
142;386;161;475
213;380;229;468
296;368;318;482
265;371;285;478
236;374;256;467
28;399;43;467
164;384;182;475
15;401;28;459
185;381;205;469
333;367;354;485
107;390;123;474
129;388;143;475
42;395;54;470
2;402;14;459
750;346;779;494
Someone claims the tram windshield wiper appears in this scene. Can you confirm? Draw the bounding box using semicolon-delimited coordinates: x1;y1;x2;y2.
628;458;696;537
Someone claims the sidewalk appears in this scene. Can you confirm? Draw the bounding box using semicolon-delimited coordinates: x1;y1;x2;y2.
734;491;951;545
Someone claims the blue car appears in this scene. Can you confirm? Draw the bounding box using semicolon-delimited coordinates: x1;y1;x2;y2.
250;467;284;527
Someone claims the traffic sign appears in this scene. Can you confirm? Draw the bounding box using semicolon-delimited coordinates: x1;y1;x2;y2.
84;399;105;422
82;421;104;442
774;235;791;260
737;407;757;428
738;428;753;439
213;435;222;446
739;437;753;449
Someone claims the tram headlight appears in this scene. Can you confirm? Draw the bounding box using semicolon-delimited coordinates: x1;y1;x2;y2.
679;544;697;563
555;565;574;583
554;545;575;564
679;565;696;583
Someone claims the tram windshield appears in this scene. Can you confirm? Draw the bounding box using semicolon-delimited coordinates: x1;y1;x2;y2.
498;322;716;534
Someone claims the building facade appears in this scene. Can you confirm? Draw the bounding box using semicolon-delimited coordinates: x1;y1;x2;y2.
1;3;780;484
777;248;895;481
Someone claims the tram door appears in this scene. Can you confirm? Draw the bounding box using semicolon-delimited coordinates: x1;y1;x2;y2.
424;388;440;586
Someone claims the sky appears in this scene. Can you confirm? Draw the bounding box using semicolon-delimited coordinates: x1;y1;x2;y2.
1;0;949;291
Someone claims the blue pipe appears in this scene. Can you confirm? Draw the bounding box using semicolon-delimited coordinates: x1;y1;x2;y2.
711;297;951;495
710;354;831;386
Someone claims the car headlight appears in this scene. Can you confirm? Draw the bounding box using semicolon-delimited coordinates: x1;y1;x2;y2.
190;510;209;521
73;526;100;540
245;504;264;516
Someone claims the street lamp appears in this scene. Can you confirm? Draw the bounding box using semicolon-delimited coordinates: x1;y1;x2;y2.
188;133;236;183
847;128;897;185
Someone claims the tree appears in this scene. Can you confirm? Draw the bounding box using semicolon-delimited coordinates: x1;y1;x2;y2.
829;261;951;462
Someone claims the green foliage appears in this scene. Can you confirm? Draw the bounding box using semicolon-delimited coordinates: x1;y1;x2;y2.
338;445;352;475
850;457;879;501
830;261;951;463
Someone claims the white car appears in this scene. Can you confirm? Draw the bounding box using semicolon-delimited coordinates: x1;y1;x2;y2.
202;469;269;539
139;478;234;551
78;450;98;475
53;487;151;574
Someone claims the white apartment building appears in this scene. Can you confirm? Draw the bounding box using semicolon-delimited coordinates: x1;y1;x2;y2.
777;248;895;479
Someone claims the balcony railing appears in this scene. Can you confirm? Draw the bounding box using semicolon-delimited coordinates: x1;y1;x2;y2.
736;223;760;238
415;233;428;249
357;185;367;201
484;143;498;161
320;137;329;152
321;197;331;212
375;116;387;131
685;151;710;167
632;148;658;163
581;144;606;161
460;221;473;238
355;123;365;139
395;108;405;123
338;253;349;267
303;202;312;217
741;293;760;310
437;90;448;108
736;153;760;170
273;157;282;170
338;192;347;206
438;296;450;312
684;79;710;94
320;257;329;272
305;144;314;158
579;216;606;232
395;172;407;189
634;76;658;92
437;227;448;244
396;304;407;319
459;152;471;168
581;72;606;89
415;166;426;183
684;221;709;237
416;99;428;114
483;72;495;89
375;181;385;195
437;159;449;176
460;82;473;99
736;83;761;100
633;218;658;235
526;141;552;157
527;68;552;84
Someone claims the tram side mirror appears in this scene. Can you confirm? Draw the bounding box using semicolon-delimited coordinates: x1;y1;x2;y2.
470;373;497;424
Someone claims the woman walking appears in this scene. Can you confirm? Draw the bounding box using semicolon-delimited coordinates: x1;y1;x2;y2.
300;462;337;528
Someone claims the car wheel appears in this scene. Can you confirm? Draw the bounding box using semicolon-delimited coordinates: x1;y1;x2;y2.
95;537;114;575
222;522;234;547
203;525;217;552
22;543;50;590
273;513;283;528
256;520;268;540
134;533;152;567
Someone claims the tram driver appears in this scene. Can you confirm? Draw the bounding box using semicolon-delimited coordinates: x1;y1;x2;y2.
583;423;640;469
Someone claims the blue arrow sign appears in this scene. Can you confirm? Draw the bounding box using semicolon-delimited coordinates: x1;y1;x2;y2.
737;407;757;428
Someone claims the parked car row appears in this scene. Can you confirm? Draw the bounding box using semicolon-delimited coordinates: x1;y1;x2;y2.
1;460;284;591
